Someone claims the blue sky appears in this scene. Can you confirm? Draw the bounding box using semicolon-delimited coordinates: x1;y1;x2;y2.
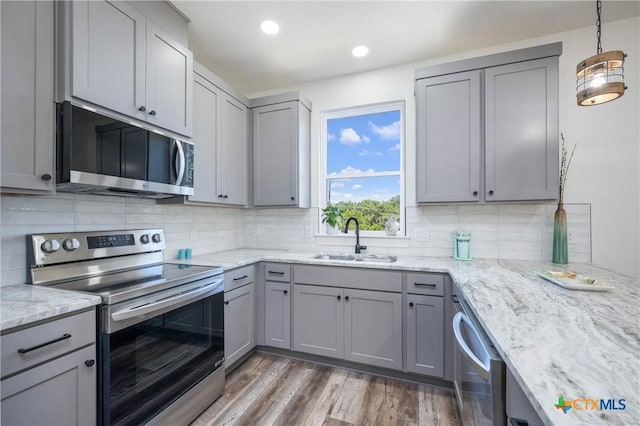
326;110;401;203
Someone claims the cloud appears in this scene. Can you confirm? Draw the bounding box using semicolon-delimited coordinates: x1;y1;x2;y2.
352;184;362;190
389;143;401;151
343;193;353;199
340;128;362;146
358;150;383;157
328;133;336;141
329;166;375;176
362;135;371;143
331;182;345;188
368;120;401;140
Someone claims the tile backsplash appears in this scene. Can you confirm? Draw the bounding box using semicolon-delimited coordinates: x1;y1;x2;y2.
1;193;591;286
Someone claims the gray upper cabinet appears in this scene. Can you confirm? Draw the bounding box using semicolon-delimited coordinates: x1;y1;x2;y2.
415;43;561;203
251;93;311;207
1;0;55;193
63;0;193;137
186;67;248;205
416;71;481;203
484;57;559;201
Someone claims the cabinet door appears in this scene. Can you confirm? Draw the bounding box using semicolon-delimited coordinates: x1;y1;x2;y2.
224;283;255;368
264;282;291;349
1;0;55;192
344;289;402;370
485;57;559;201
71;0;146;120
1;345;96;426
406;294;444;377
189;73;219;203
218;95;248;205
416;71;481;203
145;22;193;136
252;101;298;206
293;285;344;359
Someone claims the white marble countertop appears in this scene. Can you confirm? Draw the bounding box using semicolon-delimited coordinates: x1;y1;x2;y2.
0;285;102;332
172;248;640;425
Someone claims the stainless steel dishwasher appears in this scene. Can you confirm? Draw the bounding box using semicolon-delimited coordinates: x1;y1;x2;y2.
452;282;506;426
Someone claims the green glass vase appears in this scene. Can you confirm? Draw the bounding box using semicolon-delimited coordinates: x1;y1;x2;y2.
552;203;568;264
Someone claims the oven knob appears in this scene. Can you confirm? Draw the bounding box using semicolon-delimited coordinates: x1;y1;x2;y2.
41;239;61;253
62;238;80;251
152;233;162;243
140;234;150;244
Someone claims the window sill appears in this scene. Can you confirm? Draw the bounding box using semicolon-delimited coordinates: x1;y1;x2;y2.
315;233;410;248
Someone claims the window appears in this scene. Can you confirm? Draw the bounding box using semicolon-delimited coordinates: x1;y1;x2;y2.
321;101;404;234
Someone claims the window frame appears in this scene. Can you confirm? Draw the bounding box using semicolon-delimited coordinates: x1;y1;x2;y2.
319;100;406;236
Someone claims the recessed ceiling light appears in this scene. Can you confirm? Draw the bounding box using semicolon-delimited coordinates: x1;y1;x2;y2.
260;20;279;35
352;45;369;58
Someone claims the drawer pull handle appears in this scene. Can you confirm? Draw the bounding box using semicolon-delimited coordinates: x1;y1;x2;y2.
414;282;437;288
268;271;285;275
233;275;249;281
18;333;72;354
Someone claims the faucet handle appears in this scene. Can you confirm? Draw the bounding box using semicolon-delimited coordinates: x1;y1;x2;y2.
360;245;367;251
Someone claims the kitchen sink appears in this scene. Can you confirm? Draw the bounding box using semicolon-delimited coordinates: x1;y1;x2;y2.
312;254;397;263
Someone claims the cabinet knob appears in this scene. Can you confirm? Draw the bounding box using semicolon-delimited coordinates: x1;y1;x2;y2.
41;174;52;181
337;295;341;301
84;359;95;367
218;194;224;198
138;106;146;112
291;196;295;201
149;110;157;116
409;302;414;308
472;191;478;196
283;290;288;295
488;190;494;195
224;301;229;305
345;296;349;301
223;195;228;199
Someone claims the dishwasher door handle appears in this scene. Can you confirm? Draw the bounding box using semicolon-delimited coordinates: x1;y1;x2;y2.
453;312;490;380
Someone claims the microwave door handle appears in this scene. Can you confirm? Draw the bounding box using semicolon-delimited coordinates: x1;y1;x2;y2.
174;139;186;185
453;312;490;380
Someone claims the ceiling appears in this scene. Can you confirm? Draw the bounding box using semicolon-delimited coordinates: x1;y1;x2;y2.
172;1;640;94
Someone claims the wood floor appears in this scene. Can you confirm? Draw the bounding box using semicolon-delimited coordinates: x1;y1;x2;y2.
191;352;460;426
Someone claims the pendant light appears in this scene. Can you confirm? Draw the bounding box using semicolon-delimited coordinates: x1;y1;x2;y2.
576;0;627;106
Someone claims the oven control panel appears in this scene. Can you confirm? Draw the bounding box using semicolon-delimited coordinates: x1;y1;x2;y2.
27;229;165;267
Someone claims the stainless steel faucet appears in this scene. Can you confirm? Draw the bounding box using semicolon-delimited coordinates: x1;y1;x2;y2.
343;217;367;254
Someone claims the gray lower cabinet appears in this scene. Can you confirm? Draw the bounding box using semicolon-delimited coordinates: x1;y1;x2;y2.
1;0;55;193
406;294;444;377
224;282;255;368
0;310;97;425
264;281;291;349
293;284;343;358
293;284;402;370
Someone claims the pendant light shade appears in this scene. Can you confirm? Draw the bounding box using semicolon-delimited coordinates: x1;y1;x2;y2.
576;1;627;106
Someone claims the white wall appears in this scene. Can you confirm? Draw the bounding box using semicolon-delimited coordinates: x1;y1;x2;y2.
248;17;640;278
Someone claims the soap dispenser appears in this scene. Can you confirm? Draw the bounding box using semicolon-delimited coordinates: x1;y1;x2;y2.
454;231;471;260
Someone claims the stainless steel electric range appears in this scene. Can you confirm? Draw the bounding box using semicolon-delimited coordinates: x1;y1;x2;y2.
27;229;225;426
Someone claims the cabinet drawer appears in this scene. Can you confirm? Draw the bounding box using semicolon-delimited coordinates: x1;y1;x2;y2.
1;310;96;378
224;265;255;292
264;263;291;282
407;273;444;296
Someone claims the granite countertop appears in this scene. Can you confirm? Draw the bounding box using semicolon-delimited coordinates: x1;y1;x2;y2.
174;248;640;424
0;285;102;333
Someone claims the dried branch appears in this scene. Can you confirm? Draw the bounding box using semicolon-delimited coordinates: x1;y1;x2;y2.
559;133;577;205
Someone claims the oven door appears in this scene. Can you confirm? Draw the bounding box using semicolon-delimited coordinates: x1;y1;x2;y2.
99;279;224;426
453;309;506;426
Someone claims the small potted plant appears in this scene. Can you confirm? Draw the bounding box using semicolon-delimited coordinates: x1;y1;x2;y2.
321;204;342;234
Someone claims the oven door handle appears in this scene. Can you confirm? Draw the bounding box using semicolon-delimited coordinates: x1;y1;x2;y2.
453;312;490;380
111;279;222;322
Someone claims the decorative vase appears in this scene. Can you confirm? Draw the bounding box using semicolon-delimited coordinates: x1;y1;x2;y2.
325;222;339;234
552;203;568;264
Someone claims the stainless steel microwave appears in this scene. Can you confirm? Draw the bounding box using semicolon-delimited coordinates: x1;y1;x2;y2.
56;102;194;198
